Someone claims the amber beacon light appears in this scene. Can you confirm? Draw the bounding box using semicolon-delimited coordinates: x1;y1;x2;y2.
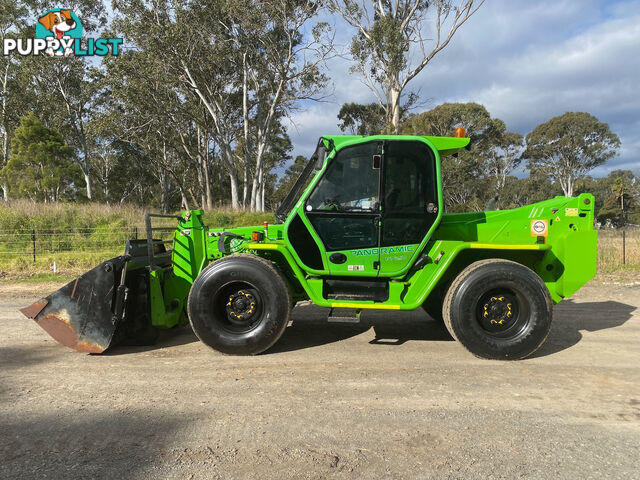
454;127;466;138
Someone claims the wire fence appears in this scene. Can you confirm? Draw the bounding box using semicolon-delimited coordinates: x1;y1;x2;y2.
0;226;176;262
0;227;138;260
0;226;637;272
597;228;640;269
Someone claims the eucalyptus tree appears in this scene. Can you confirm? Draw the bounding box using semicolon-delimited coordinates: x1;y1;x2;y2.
1;0;108;200
524;112;620;197
483;130;523;194
0;0;30;200
337;102;386;135
402;102;509;209
327;0;484;133
224;0;332;211
23;57;100;199
112;0;243;208
114;0;332;210
96;47;199;212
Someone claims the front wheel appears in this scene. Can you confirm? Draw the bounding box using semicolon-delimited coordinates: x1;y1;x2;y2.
443;259;553;360
187;254;292;355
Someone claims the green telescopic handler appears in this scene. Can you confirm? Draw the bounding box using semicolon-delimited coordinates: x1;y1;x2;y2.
21;133;597;359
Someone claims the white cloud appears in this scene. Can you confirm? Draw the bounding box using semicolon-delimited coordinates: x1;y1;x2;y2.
286;0;639;177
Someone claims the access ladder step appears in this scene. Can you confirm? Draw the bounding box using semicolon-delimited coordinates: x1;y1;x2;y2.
327;308;361;324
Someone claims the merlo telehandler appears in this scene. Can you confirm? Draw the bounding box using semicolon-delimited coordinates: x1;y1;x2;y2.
21;133;597;359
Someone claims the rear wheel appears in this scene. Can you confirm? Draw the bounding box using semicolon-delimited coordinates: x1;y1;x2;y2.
187;254;291;355
443;259;552;360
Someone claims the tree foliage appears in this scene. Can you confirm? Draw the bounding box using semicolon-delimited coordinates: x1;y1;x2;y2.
327;0;484;132
272;155;307;205
0;2;630;223
402;102;523;210
108;0;331;211
1;113;82;202
337;102;387;135
523;112;620;197
580;170;640;227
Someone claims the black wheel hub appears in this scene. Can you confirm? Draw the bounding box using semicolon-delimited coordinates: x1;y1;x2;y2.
225;289;260;327
477;292;519;334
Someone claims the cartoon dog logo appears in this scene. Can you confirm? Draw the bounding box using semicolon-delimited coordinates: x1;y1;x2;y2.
37;9;78;56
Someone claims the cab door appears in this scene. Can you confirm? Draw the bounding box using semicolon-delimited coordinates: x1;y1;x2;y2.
303;141;382;276
379;140;440;276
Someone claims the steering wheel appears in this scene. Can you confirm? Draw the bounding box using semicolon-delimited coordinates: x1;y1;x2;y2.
324;197;341;211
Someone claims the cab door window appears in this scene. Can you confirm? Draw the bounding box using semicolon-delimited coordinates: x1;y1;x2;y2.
381;141;438;247
306;142;380;251
307;142;380;213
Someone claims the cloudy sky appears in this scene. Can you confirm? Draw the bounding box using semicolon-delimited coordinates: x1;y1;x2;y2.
286;0;640;177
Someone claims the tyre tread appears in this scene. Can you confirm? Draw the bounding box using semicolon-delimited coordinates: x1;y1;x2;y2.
187;253;292;355
442;258;552;359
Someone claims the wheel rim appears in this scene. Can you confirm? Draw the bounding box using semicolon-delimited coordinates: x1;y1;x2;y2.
475;288;529;339
214;282;263;333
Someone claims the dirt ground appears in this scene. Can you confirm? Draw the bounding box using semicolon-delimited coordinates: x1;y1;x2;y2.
1;280;639;480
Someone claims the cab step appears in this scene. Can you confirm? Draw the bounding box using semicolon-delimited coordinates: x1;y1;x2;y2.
327;308;361;324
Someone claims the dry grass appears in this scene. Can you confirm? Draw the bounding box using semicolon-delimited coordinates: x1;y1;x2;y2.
0;201;273;280
0;199;146;232
1;201;638;280
597;228;640;273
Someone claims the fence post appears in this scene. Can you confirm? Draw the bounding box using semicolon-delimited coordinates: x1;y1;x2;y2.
135;226;138;239
622;230;626;265
32;229;36;263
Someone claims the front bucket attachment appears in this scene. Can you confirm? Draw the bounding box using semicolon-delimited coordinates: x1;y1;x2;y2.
20;256;132;353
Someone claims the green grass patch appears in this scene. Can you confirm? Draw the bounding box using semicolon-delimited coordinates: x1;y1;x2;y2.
1;200;638;282
202;211;274;227
0;272;78;284
0;201;277;279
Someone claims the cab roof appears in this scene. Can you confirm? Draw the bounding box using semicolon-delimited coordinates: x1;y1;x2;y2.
322;134;470;157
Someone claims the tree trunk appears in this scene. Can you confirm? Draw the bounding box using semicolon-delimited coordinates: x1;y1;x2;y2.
217;144;240;209
83;171;92;200
1;63;9;201
204;151;213;210
260;179;265;211
566;176;574;198
182;64;240;209
104;158;110;202
250;140;266;211
160;169;169;214
81;137;92;200
195;128;206;209
181;188;191;211
241;52;252;209
258;163;264;211
390;86;402;134
228;170;240;209
55;74;93;200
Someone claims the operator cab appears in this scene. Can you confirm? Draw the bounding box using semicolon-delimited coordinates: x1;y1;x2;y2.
281;136;444;278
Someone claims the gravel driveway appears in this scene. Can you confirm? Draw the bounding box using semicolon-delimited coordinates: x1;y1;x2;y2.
1;281;638;479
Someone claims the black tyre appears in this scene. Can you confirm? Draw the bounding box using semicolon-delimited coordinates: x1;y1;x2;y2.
187;254;292;355
443;259;552;360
